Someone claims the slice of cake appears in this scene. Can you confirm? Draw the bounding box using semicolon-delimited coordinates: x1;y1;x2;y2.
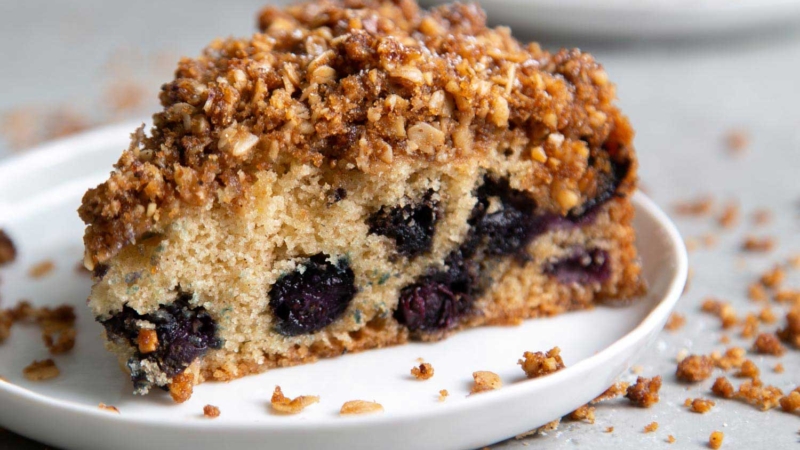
79;0;643;402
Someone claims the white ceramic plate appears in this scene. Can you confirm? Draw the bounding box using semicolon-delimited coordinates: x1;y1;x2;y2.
421;0;800;38
0;123;687;450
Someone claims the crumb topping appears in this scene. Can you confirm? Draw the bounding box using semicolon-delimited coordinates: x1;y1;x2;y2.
567;405;595;424
271;385;320;414
78;0;636;266
168;371;194;403
643;422;658;433
753;333;785;356
709;431;724;449
591;382;629;403
203;404;221;418
742;236;775;253
22;359;59;381
688;398;715;414
28;260;55;279
0;230;16;266
711;377;735;399
98;403;120;414
735;359;759;379
777;307;800;348
780;389;800;412
471;370;502;394
438;389;448;401
518;346;565;378
664;312;686;332
340;399;383;415
411;362;434;380
676;355;714;382
0;301;77;354
625;375;661;408
711;347;746;370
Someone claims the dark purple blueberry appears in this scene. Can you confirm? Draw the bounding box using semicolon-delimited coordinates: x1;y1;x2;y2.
368;190;438;258
544;248;611;285
394;250;478;332
567;158;630;222
100;294;222;393
92;263;109;280
464;177;542;257
269;254;356;336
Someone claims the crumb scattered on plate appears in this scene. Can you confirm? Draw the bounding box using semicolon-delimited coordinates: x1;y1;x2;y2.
22;359;59;381
340;400;383;415
203;404;221;418
270;386;320;414
98;403;120;414
709;430;724;449
626;375;661;407
28;260;55;279
518;347;565;379
471;371;502;394
411;362;434;380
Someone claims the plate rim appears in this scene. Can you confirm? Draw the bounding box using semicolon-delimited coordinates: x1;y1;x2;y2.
0;123;688;432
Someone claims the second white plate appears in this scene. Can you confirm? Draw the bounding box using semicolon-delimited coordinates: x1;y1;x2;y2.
0;123;687;450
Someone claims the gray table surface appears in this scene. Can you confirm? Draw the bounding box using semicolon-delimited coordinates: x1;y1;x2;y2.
1;1;799;449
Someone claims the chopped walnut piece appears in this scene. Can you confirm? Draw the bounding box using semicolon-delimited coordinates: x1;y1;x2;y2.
98;403;120;414
709;431;724;449
518;347;565;378
664;313;686;332
676;355;714;382
340;400;383;415
711;347;746;370
626;375;662;407
674;197;713;216
0;230;16;266
712;377;735;399
270;386;320;414
22;359;59;381
736;380;783;410
717;203;739;228
780;390;800;412
137;329;159;354
777;307;800;348
567;405;595;424
758;307;777;324
28;260;55;279
168;372;194;403
471;371;502;394
203;404;221;418
643;422;658;433
690;398;716;414
591;382;630;404
438;389;448;402
701;299;737;328
742;236;775;253
760;266;785;288
753;333;785;356
748;283;768;302
774;290;800;305
735;359;760;379
740;313;759;338
411;362;434;380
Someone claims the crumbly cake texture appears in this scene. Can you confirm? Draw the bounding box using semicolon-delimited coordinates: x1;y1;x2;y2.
79;0;642;399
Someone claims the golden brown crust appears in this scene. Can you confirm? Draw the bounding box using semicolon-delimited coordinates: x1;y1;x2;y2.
79;0;637;266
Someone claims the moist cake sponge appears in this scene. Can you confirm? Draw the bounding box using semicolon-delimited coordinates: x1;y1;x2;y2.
79;0;643;401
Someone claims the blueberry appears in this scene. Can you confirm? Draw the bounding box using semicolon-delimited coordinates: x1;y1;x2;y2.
368;190;438;258
269;254;357;336
567;158;630;222
544;248;611;285
100;293;222;393
394;250;478;332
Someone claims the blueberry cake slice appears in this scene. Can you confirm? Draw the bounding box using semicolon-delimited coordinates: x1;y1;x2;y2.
79;0;643;401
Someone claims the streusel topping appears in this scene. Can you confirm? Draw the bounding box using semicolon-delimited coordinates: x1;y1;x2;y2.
79;0;635;266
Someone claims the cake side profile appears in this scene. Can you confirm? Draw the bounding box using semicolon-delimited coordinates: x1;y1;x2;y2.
79;0;643;401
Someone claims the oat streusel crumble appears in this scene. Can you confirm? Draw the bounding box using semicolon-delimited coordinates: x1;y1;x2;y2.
79;0;642;400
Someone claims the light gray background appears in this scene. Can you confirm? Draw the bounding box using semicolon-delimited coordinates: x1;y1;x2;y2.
1;1;799;448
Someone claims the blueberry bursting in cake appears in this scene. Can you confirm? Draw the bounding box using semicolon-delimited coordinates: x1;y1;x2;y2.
79;0;643;401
